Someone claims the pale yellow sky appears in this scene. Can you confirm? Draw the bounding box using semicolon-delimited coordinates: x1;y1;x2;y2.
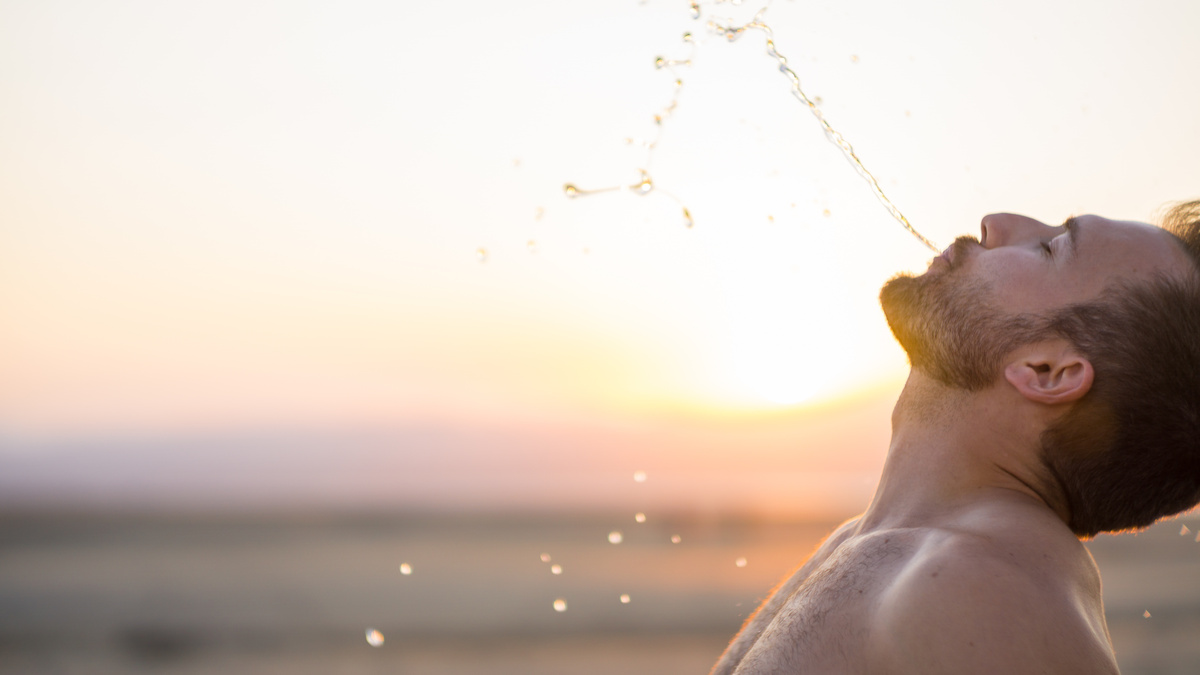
1;0;1198;511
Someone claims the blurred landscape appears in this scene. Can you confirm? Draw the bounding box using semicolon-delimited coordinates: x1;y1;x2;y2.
1;510;1198;675
4;2;1200;674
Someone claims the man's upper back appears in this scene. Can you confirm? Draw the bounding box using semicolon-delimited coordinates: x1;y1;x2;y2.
715;498;1119;674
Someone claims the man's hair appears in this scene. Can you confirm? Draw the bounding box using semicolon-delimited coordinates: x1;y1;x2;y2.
1041;201;1200;537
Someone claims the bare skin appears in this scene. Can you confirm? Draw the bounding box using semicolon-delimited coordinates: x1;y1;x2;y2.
711;213;1195;674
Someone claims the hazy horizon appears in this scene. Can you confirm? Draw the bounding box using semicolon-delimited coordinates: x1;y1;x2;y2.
0;381;898;518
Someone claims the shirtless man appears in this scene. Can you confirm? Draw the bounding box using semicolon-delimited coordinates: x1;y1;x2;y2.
711;202;1200;674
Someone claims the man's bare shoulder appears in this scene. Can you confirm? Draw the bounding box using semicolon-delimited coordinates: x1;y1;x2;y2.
818;514;863;556
707;515;862;675
866;507;1116;674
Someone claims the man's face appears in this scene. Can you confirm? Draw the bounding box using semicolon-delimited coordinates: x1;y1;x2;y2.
880;213;1192;389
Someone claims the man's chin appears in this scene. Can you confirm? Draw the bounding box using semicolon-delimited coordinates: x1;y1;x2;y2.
879;274;926;355
878;270;1023;392
925;254;950;273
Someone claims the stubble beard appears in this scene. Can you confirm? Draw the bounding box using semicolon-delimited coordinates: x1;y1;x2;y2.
879;249;1035;391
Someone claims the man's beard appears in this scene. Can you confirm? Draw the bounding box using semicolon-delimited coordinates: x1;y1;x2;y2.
879;239;1039;390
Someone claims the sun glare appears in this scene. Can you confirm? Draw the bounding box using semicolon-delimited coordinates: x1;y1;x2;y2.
743;366;824;406
736;343;840;407
702;223;860;409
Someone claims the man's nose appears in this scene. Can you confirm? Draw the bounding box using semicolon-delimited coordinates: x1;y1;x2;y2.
980;213;1053;248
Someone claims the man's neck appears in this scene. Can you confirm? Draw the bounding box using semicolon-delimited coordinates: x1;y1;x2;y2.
856;370;1070;534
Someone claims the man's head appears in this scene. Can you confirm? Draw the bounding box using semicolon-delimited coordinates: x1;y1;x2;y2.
880;203;1200;537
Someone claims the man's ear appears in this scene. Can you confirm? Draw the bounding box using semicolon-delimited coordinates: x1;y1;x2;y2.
1003;340;1094;405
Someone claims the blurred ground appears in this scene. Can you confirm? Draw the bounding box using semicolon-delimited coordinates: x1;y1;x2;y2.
0;512;1197;674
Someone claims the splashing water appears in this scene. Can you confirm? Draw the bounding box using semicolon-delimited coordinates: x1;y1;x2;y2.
563;183;620;199
654;56;690;70
562;0;939;251
632;170;654;195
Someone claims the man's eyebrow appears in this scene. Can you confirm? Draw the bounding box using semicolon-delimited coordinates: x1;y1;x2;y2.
1062;217;1080;255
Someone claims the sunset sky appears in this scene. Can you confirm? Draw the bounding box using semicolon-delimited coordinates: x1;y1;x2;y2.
2;0;1198;515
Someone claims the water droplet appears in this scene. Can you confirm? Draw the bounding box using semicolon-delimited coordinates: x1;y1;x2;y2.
365;628;385;647
682;32;693;42
551;564;563;575
671;534;682;544
735;557;748;568
823;209;832;217
1143;610;1152;618
655;56;666;69
540;553;552;563
653;114;663;125
399;563;412;575
767;215;774;223
632;172;653;195
620;594;631;604
635;513;646;523
850;54;859;63
527;239;537;254
1180;524;1191;536
563;183;579;198
476;248;488;263
553;598;568;612
690;2;700;19
683;207;693;228
608;531;624;544
675;78;683;87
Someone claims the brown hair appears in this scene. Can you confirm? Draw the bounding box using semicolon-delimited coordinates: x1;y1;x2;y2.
1041;201;1200;537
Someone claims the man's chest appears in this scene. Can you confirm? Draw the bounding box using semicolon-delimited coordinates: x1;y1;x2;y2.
733;533;913;674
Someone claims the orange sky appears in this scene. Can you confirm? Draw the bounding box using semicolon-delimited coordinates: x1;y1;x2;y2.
2;0;1199;513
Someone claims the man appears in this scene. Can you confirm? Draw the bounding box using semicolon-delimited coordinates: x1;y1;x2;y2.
710;202;1200;674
